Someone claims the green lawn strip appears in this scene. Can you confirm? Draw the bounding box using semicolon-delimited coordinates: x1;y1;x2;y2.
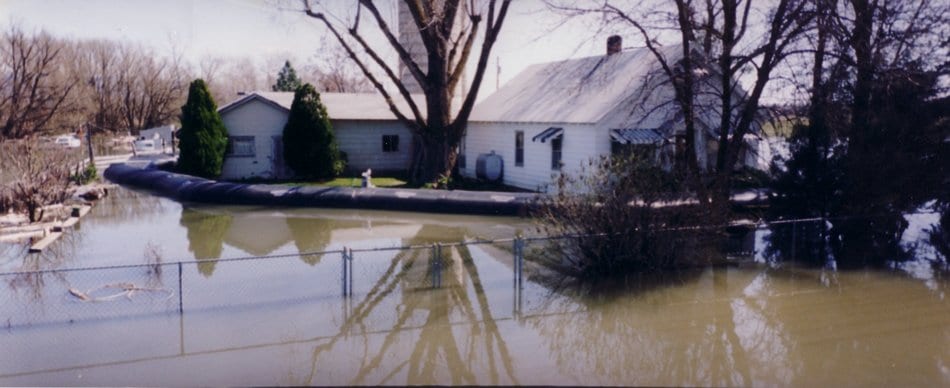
297;176;408;188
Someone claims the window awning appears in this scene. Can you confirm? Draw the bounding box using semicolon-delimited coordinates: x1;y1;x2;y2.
609;128;665;145
531;127;563;143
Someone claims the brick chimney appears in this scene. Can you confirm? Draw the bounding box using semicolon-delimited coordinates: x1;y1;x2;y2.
607;35;622;55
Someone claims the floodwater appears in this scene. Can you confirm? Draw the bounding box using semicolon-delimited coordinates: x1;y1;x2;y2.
1;188;947;386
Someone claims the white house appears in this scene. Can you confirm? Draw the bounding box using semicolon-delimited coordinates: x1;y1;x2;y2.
139;125;175;147
460;38;764;192
218;92;421;181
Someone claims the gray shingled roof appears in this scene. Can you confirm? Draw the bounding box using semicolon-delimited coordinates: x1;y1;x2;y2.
219;91;426;121
470;45;683;124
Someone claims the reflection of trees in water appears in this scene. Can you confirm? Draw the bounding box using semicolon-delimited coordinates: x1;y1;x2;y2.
4;229;81;303
530;266;950;386
753;268;950;386
830;214;911;267
179;208;232;277
526;268;759;386
142;241;165;288
92;187;170;224
297;225;518;385
767;212;914;269
929;203;949;265
285;217;362;266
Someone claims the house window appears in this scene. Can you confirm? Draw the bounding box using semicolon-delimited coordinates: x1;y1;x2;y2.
227;136;255;157
382;135;399;152
515;131;524;167
611;141;655;159
551;136;562;170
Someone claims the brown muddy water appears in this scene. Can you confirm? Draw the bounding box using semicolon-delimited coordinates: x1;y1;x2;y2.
0;187;947;386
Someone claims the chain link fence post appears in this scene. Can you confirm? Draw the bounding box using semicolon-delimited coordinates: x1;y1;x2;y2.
177;261;183;315
347;248;353;297
341;248;348;297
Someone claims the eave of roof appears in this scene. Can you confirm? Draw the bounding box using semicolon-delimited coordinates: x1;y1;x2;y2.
218;91;428;121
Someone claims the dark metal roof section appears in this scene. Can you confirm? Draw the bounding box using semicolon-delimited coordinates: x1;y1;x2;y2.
531;127;563;143
609;128;665;145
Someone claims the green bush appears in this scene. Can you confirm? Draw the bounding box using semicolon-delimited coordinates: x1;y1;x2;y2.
282;84;344;179
272;60;303;92
71;164;98;185
177;79;228;179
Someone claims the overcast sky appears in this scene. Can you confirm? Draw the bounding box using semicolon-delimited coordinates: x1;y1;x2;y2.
0;0;620;92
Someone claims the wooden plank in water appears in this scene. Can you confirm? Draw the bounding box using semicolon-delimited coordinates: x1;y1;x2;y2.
61;217;79;228
29;231;63;253
0;230;44;243
51;217;79;232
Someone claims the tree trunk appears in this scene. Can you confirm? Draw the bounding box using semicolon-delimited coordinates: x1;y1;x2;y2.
416;134;459;185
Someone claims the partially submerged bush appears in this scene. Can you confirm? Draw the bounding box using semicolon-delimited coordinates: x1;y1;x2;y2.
1;139;81;222
535;154;717;279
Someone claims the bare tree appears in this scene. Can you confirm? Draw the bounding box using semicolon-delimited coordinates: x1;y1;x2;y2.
547;0;812;217
301;0;512;184
1;139;80;222
65;39;189;134
201;56;267;104
303;43;373;93
0;25;78;139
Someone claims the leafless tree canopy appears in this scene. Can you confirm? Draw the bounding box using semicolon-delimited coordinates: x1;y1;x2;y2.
72;39;189;133
0;25;77;139
302;0;512;184
546;0;813;217
303;43;374;93
0;25;191;139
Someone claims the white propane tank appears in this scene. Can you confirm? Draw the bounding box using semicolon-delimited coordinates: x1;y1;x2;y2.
475;151;504;182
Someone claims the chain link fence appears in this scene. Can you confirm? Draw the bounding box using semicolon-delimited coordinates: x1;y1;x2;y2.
0;250;344;329
0;227;767;331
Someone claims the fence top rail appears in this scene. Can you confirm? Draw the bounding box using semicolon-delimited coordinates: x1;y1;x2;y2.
0;249;345;277
1;211;938;276
0;236;538;276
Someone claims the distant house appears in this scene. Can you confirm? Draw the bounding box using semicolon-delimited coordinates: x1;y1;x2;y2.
137;125;175;154
217;92;420;181
139;125;175;146
461;38;765;192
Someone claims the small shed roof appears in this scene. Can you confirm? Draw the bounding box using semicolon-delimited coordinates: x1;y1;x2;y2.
218;91;426;121
531;127;563;143
471;45;682;124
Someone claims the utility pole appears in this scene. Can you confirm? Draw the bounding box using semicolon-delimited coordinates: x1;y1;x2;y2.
84;123;95;165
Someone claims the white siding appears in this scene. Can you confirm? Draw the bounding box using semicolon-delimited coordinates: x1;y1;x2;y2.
220;99;287;180
220;99;413;180
335;120;413;174
462;122;606;191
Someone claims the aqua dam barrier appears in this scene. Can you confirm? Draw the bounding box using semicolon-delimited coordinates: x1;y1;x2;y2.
104;163;540;216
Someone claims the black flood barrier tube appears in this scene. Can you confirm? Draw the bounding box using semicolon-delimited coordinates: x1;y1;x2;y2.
104;163;541;216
